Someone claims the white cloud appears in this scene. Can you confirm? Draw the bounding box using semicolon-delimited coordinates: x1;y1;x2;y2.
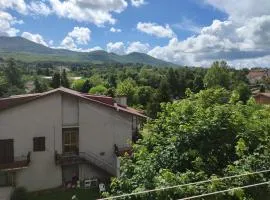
21;32;48;46
126;41;150;54
27;1;52;16
106;41;150;54
0;11;22;36
107;42;126;55
49;0;128;26
0;0;27;14
67;27;91;45
205;0;270;22
130;0;146;7
137;22;175;38
60;27;91;51
87;46;103;52
49;40;54;45
146;1;270;67
60;36;76;50
110;27;122;33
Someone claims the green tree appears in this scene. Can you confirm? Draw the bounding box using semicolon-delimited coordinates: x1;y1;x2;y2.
89;85;107;95
51;72;61;88
234;82;251;103
3;58;23;88
134;86;153;106
204;61;231;89
81;80;92;93
108;88;270;199
61;69;70;88
72;79;86;91
193;75;204;93
33;78;48;93
116;78;137;105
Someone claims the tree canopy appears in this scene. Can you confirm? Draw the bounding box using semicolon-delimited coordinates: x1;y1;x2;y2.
108;88;270;199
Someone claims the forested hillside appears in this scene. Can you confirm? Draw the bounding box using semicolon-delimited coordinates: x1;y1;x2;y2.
0;37;175;66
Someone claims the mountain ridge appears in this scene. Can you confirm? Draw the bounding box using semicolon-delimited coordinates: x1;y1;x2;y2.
0;36;176;66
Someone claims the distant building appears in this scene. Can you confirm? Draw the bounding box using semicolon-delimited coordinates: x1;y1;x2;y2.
0;87;146;191
247;69;270;84
254;93;270;104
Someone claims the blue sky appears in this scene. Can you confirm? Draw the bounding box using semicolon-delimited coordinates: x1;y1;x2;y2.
1;0;270;67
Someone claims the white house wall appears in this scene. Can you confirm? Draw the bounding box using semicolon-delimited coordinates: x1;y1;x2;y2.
0;93;63;191
79;100;133;169
0;92;134;191
62;94;79;126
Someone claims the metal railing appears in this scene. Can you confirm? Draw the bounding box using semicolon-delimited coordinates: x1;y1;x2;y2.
55;151;116;176
0;152;31;170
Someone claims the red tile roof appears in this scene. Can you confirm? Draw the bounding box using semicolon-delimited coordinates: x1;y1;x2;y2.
0;87;147;118
254;93;270;98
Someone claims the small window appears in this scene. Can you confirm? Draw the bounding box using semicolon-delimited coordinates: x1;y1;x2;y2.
33;137;45;152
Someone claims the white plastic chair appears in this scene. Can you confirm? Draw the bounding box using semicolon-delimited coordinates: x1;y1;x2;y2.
99;183;106;192
84;179;91;189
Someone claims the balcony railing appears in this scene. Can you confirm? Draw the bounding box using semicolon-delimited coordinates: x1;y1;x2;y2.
114;144;132;157
0;152;31;171
55;151;116;176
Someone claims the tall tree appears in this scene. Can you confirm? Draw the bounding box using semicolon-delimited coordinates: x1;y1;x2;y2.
51;72;61;88
61;69;70;88
204;61;231;89
3;58;23;88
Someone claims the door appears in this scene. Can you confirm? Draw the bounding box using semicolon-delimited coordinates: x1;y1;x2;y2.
0;139;14;164
62;128;79;154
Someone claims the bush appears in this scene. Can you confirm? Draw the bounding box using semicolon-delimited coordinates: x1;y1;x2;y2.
10;187;28;200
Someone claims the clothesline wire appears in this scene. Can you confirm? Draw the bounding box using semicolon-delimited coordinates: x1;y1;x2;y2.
177;180;270;200
97;168;270;200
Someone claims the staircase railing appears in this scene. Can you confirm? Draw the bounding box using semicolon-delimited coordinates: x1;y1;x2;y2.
79;152;116;176
55;151;116;176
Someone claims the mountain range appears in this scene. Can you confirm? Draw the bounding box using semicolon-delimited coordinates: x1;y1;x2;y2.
0;36;175;66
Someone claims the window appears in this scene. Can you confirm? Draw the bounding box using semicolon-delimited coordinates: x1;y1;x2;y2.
63;128;79;154
33;137;45;152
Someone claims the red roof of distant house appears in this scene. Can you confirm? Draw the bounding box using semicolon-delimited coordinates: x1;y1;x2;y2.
0;87;147;118
254;93;270;98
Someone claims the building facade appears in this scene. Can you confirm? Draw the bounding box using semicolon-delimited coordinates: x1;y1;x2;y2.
0;88;146;191
254;93;270;104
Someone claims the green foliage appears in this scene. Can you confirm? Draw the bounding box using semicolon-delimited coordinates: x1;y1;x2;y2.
61;69;70;88
51;72;60;88
89;74;106;87
3;58;24;88
204;61;231;89
116;78;137;104
89;85;108;95
108;88;270;199
71;79;86;92
33;78;48;93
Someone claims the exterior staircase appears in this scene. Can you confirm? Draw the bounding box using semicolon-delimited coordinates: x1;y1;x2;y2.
55;151;116;176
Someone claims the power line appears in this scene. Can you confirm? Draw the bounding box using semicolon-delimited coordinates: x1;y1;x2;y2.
177;180;270;200
98;169;270;200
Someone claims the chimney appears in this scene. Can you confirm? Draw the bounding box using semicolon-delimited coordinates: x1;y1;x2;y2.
114;96;127;106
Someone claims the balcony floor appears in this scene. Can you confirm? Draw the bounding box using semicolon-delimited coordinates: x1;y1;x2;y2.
0;161;29;171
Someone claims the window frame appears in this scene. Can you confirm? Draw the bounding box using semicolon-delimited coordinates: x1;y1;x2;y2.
33;137;45;152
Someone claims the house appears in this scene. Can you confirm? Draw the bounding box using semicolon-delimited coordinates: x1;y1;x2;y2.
254;93;270;104
247;69;270;84
0;87;146;191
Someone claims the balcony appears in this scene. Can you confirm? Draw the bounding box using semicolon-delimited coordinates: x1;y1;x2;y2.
114;144;132;157
0;152;31;171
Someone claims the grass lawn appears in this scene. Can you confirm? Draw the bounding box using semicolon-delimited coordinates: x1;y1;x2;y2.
28;188;101;200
